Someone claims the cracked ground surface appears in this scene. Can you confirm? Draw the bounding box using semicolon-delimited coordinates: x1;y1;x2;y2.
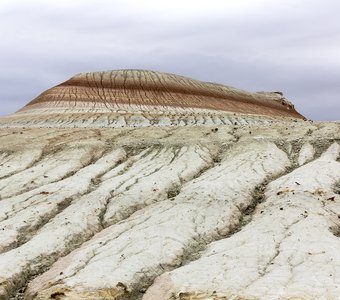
0;121;339;300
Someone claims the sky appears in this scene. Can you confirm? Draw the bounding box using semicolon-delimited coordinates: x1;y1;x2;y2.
0;0;339;120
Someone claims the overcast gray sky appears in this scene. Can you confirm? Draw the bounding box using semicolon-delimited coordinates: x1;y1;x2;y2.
0;0;339;120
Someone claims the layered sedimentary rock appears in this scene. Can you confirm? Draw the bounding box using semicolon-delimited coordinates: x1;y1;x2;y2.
0;70;339;300
0;70;304;128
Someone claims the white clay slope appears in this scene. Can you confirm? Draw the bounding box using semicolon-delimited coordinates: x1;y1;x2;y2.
145;143;340;300
0;120;339;300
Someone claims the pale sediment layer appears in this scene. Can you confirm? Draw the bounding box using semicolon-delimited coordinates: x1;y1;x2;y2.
0;106;301;129
0;121;339;299
144;143;340;300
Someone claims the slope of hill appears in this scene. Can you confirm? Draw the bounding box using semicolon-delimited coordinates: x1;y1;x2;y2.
0;70;339;300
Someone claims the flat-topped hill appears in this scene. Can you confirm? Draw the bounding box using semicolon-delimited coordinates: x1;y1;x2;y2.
0;70;305;128
21;69;302;118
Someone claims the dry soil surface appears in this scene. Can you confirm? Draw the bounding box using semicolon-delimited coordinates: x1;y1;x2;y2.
0;121;339;300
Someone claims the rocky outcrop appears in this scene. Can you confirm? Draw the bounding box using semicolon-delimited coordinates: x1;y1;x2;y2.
0;70;304;128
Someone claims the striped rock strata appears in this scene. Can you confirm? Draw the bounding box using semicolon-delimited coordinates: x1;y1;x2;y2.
0;70;304;128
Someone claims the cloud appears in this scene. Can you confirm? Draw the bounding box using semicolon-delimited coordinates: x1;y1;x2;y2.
0;0;339;120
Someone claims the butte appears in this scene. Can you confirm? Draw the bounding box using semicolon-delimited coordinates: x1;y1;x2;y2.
1;69;304;128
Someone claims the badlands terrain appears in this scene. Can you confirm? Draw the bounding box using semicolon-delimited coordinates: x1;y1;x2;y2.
0;70;339;300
